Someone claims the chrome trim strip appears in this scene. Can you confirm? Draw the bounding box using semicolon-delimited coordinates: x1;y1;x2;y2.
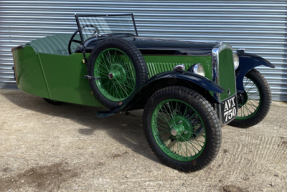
212;43;237;125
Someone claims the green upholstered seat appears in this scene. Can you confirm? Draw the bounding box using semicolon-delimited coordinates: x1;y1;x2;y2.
26;34;80;55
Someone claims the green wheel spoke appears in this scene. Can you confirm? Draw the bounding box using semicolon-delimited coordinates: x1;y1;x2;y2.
176;140;181;156
180;142;187;157
183;105;188;116
244;104;252;115
184;142;193;157
100;54;110;71
166;103;175;119
114;78;129;97
244;106;250;116
102;80;110;87
94;48;136;101
180;136;198;155
156;121;170;129
185;142;192;157
237;76;261;119
187;113;197;121
151;99;206;161
97;71;108;77
246;101;257;110
157;125;170;132
157;113;171;124
157;115;169;124
178;102;183;116
246;84;256;92
248;92;258;96
158;128;170;134
122;82;134;90
160;105;173;120
184;137;199;151
193;139;204;148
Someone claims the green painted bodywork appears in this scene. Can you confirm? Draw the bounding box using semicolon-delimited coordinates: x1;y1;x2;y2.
13;45;214;107
144;55;213;81
218;49;236;100
13;45;104;107
13;46;50;98
13;41;235;107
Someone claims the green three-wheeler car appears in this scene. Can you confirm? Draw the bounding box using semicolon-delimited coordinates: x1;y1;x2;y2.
11;14;274;172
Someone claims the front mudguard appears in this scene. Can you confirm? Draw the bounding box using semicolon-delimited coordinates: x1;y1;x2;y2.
96;71;225;117
122;71;224;111
236;52;275;92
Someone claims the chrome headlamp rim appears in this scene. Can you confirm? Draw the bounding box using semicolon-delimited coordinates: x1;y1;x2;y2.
190;63;205;77
233;52;239;70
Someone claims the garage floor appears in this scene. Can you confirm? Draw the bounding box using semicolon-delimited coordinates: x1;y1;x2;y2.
0;89;286;192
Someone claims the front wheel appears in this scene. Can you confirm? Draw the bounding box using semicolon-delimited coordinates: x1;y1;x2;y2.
143;86;221;172
229;69;272;128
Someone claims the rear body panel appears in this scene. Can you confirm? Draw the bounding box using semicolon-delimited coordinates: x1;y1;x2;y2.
12;46;49;98
12;45;104;107
38;52;104;107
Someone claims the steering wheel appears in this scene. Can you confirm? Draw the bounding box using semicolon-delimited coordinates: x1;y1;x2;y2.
68;24;100;54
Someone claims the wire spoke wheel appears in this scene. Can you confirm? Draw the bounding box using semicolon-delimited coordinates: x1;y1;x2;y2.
94;48;136;101
143;86;221;172
229;69;272;128
87;38;148;109
152;99;206;161
237;76;260;119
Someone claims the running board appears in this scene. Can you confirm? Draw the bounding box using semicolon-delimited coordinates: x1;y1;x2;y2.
96;107;122;118
96;111;115;118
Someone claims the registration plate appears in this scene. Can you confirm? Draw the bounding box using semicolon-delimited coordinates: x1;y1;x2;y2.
221;96;238;124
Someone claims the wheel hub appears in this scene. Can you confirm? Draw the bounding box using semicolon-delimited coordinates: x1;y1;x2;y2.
169;116;192;141
108;64;127;83
238;91;248;107
108;73;114;80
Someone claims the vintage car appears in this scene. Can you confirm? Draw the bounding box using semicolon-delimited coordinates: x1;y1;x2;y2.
11;14;274;172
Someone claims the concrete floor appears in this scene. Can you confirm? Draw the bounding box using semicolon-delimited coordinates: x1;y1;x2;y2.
0;89;286;192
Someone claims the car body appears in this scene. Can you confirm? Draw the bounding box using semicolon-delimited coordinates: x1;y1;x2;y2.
11;13;274;172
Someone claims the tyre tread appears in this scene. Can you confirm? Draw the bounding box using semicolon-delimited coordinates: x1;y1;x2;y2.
143;86;221;172
88;38;148;109
229;69;272;128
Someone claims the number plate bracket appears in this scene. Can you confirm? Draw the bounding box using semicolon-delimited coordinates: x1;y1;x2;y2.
216;95;238;125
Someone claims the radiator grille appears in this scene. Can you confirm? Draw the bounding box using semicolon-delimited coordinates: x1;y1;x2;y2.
146;62;194;78
218;49;236;100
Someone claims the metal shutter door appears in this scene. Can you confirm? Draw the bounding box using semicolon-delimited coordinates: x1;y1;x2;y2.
0;1;286;100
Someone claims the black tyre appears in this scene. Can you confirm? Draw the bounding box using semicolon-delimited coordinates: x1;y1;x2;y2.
229;69;272;128
143;86;221;172
43;98;63;105
87;38;148;109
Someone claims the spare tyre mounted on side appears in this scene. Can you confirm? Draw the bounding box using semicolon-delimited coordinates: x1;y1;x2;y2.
87;38;148;109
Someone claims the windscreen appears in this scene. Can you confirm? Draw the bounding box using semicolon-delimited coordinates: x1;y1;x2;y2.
76;14;137;42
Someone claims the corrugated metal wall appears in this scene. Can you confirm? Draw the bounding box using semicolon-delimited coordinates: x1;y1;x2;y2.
0;1;286;101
